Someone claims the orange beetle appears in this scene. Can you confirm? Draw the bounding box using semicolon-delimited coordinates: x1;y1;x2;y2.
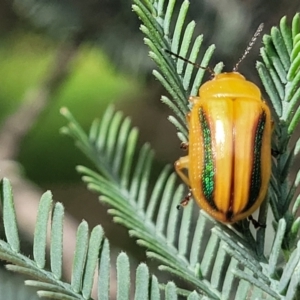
175;72;272;224
172;25;272;224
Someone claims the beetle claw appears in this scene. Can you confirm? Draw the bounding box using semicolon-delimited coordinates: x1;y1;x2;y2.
248;215;266;229
177;190;192;210
180;142;189;151
271;148;281;157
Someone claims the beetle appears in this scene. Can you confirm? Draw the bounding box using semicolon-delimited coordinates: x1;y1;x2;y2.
171;25;272;225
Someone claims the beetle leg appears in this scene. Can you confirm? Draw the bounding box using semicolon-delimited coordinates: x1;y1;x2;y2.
175;156;190;186
248;215;266;229
271;148;280;157
186;112;191;124
177;189;192;209
189;96;200;105
179;113;191;151
175;156;193;208
180;142;189;151
271;120;275;131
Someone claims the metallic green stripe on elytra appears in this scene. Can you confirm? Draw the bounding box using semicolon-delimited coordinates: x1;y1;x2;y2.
244;111;267;212
199;107;216;209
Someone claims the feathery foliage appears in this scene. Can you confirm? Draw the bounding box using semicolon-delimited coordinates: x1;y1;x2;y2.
61;1;300;299
257;14;300;255
133;0;221;143
0;178;175;299
0;177;103;299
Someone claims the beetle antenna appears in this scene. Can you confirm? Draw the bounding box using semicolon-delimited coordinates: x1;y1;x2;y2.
165;49;214;76
233;23;264;72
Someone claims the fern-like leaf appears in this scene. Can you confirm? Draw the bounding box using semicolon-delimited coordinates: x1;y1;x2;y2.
62;103;300;299
61;4;300;299
257;13;300;256
133;0;217;142
0;177;179;299
0;178;101;299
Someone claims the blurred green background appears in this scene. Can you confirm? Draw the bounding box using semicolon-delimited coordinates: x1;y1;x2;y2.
1;31;141;180
0;0;299;291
